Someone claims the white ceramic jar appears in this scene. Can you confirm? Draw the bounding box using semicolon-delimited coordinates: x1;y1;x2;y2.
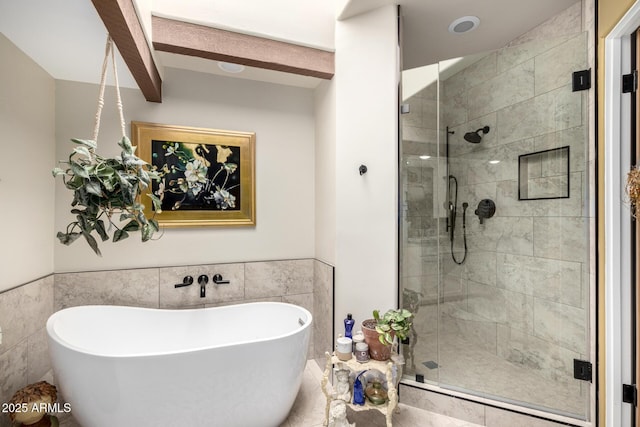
336;336;353;361
352;330;364;352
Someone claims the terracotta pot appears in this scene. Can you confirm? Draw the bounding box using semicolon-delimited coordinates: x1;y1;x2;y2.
361;319;394;361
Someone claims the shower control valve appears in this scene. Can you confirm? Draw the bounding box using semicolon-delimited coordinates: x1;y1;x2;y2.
475;199;496;224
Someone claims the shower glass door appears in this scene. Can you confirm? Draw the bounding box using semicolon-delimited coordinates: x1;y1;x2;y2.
400;30;591;420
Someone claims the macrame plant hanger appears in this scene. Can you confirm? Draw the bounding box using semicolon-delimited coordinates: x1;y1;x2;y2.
92;34;127;148
54;34;160;256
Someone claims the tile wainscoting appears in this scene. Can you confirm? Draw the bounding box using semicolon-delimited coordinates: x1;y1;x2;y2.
0;276;54;427
0;258;334;427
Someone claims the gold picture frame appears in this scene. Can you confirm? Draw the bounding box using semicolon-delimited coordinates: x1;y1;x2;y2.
132;121;255;227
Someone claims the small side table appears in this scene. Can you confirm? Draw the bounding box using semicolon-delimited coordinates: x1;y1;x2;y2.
321;351;402;427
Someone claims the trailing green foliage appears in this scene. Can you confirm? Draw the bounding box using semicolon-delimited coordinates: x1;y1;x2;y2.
53;136;162;256
373;308;413;346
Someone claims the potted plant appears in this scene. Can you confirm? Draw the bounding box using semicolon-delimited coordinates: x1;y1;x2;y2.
53;136;161;256
362;308;413;361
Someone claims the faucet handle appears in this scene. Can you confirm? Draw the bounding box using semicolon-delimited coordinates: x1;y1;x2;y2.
212;274;230;285
174;276;194;288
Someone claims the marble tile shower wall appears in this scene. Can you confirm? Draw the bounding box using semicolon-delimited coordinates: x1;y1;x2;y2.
440;30;589;386
0;259;333;427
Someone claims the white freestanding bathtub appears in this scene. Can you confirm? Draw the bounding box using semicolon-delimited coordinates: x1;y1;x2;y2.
46;302;312;427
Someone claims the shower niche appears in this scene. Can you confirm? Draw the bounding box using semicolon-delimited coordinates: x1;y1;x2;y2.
399;28;591;422
518;146;570;200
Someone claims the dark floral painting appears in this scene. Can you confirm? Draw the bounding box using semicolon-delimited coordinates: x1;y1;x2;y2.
151;141;241;211
133;121;255;228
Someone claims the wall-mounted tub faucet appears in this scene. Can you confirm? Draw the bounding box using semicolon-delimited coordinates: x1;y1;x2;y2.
174;274;229;298
198;275;209;298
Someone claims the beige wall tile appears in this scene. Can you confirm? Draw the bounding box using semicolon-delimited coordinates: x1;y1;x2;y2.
485;406;567;427
535;34;588;95
54;269;159;310
496;86;583;146
0;340;27;427
0;275;53;354
496;173;583;218
313;260;333;361
533;217;587;263
533;298;587;354
245;259;314;299
462;52;498;90
468;60;534;120
497;34;574;74
399;385;486;425
27;327;51;383
534;126;587;173
283;292;315;359
506;1;582;47
496;253;583;307
466;217;534;256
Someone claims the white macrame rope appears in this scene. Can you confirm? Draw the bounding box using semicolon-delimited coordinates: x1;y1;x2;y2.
91;36;111;143
92;35;127;144
110;38;126;137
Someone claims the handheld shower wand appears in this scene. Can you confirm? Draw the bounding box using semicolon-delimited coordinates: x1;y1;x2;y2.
447;175;468;265
447;175;458;241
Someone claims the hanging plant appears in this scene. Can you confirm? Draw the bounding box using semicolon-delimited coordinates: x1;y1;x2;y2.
53;36;161;256
627;165;640;219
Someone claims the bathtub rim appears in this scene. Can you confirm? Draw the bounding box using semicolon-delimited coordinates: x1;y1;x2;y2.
46;301;312;358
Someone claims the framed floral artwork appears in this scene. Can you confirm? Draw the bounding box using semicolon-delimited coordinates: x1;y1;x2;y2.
132;121;255;227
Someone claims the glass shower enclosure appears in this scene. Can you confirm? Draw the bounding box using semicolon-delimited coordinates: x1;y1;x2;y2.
399;31;591;420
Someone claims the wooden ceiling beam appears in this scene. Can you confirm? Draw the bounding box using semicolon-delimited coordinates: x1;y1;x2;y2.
152;16;335;80
91;0;163;103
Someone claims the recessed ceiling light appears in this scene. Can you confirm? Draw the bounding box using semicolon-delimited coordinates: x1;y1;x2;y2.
489;160;500;164
218;62;245;73
419;155;431;160
448;16;480;34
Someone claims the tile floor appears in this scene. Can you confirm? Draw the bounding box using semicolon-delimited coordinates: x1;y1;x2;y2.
58;360;481;427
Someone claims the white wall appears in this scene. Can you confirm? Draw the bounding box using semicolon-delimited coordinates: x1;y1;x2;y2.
334;5;399;336
314;80;337;265
0;33;55;292
54;67;315;272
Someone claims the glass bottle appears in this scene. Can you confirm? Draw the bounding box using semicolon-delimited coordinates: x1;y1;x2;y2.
344;313;355;338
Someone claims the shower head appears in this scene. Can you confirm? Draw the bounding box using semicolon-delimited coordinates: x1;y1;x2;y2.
464;126;490;143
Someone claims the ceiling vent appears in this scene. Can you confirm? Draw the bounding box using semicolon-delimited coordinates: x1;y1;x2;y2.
448;16;480;34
